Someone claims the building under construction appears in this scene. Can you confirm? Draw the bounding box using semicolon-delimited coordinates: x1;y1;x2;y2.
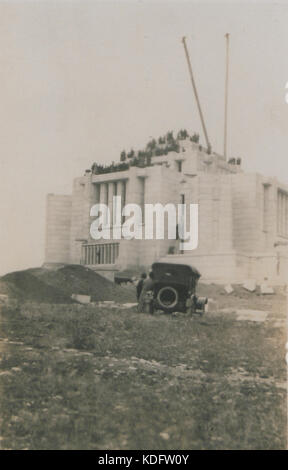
45;37;288;283
45;135;288;283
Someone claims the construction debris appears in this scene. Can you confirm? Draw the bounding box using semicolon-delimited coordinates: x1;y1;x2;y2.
243;279;256;292
205;298;218;313
260;284;274;295
71;294;91;304
0;294;9;304
97;301;116;308
95;301;138;310
236;309;268;322
224;284;234;294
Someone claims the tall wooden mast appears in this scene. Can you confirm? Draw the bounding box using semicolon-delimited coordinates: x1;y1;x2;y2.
224;33;230;160
182;36;212;154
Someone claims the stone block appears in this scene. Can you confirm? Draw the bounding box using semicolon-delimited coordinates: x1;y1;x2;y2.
260;284;274;295
236;309;268;322
243;279;256;292
205;298;218;313
71;294;91;304
224;284;234;294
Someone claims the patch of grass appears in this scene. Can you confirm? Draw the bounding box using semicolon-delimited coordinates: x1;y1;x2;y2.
0;296;286;450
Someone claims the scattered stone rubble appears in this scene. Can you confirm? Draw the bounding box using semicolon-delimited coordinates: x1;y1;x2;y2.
205;298;218;313
260;283;274;295
0;294;8;304
71;294;91;304
236;309;268;322
243;279;256;292
224;284;234;294
230;280;275;295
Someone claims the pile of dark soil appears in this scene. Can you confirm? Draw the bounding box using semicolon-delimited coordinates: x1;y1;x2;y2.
0;270;72;304
0;265;135;304
32;264;135;303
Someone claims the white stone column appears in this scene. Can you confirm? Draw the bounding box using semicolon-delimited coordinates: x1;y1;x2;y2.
117;180;127;223
83;175;96;242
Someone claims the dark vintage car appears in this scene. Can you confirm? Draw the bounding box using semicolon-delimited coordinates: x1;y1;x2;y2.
151;262;207;314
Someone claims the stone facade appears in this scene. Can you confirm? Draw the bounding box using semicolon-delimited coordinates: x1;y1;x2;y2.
45;140;288;283
45;194;72;264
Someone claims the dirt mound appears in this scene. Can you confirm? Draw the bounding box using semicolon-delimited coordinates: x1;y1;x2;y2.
37;264;135;302
0;264;135;304
0;270;73;304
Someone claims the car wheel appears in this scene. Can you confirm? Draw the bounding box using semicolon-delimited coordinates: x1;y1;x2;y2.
157;286;179;311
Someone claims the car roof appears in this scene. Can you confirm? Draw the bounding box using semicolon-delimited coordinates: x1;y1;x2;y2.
152;262;201;278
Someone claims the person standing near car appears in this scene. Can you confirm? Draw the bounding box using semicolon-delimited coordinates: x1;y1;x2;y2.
138;271;155;313
136;272;147;301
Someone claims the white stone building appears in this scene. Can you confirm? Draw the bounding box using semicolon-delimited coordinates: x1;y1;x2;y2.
45;139;288;283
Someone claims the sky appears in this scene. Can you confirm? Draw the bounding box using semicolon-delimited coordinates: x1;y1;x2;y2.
0;0;288;275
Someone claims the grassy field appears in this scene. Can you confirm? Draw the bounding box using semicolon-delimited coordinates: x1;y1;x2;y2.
0;289;287;450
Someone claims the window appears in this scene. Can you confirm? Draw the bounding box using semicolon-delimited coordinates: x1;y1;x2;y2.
82;243;120;265
104;183;109;205
176;160;182;172
103;183;109;224
277;189;288;237
95;183;100;204
112;182;118;225
178;194;185;252
262;184;270;232
139;177;145;223
121;180;126;225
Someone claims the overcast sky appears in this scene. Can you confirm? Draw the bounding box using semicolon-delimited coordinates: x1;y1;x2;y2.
0;0;288;275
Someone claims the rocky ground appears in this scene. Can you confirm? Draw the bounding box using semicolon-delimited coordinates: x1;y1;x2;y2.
0;283;286;450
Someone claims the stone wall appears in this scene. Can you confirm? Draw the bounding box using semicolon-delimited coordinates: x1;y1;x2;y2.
45;194;72;263
161;251;288;284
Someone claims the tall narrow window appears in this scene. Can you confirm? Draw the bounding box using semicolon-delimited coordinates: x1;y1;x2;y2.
95;183;100;204
121;181;126;225
176;160;182;172
263;184;270;232
112;182;117;225
277;189;288;237
139;177;145;224
104;183;109;224
105;183;109;205
122;181;126;207
178;194;186;252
